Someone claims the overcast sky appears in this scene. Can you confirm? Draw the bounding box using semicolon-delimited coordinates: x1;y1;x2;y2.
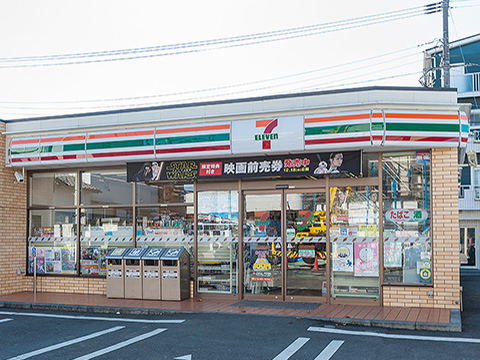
0;0;478;120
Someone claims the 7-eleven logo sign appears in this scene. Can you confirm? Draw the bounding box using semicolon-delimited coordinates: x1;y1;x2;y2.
255;119;279;150
296;211;315;231
255;211;270;231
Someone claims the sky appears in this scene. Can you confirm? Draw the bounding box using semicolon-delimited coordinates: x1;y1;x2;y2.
0;0;478;120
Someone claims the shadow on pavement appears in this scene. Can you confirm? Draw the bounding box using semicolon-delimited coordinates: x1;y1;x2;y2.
460;268;480;334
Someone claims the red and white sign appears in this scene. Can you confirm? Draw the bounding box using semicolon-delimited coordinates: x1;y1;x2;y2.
231;115;304;154
199;162;222;176
385;208;428;223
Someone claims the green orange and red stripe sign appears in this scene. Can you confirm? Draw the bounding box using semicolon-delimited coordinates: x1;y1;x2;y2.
8;110;468;166
304;110;469;150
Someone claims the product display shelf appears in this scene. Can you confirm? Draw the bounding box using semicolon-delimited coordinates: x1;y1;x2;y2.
197;242;238;294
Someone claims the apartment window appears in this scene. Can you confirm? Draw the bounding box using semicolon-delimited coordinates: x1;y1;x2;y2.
474;169;480;200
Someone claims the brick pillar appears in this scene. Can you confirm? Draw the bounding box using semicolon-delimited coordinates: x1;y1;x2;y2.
0;122;28;295
431;148;461;309
383;148;461;309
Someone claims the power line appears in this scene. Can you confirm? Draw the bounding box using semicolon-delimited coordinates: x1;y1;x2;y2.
291;71;423;94
0;3;438;63
0;3;441;69
0;50;425;111
0;43;429;108
286;60;422;93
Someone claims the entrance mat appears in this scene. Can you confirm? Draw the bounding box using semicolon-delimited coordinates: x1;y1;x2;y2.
230;300;321;310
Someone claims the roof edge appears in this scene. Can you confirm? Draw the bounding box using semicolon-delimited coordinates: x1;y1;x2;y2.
4;86;457;123
426;33;480;54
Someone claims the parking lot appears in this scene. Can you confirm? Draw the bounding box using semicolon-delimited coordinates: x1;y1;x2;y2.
1;308;480;360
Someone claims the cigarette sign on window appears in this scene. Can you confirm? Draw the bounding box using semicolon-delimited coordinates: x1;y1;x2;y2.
385;208;428;223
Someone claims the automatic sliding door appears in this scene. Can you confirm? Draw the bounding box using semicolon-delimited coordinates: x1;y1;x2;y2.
243;193;282;297
286;192;327;299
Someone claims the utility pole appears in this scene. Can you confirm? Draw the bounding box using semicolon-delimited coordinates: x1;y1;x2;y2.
442;0;450;87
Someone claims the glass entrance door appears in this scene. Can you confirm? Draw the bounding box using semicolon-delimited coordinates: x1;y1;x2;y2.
243;190;328;301
243;193;282;298
285;191;327;300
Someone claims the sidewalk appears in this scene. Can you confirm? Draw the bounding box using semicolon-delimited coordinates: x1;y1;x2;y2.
0;291;461;332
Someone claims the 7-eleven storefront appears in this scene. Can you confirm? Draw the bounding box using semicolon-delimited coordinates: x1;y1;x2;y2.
1;87;468;309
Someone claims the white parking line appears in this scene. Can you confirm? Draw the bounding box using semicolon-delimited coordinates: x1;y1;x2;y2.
308;326;480;344
7;326;125;360
273;337;310;360
0;311;185;323
0;318;13;323
73;328;167;360
314;340;344;360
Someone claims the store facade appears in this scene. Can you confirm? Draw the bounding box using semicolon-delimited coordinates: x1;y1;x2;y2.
1;87;468;309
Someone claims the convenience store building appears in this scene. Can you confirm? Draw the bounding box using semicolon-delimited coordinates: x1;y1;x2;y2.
0;86;469;309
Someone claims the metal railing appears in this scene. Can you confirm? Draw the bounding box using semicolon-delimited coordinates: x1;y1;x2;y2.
453;72;480;93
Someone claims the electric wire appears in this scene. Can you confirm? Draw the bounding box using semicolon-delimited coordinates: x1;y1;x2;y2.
0;4;442;68
0;50;424;111
0;3;446;117
0;70;423;118
0;42;429;106
0;3;438;63
286;67;422;94
0;70;423;116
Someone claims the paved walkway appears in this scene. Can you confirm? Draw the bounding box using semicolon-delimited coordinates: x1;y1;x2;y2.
0;291;461;332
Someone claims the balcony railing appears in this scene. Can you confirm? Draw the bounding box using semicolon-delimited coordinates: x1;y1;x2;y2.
458;185;480;210
452;72;480;94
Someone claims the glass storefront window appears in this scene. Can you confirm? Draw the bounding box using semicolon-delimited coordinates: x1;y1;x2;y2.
29;172;77;207
286;192;327;298
382;151;431;284
243;193;281;296
362;152;379;178
80;169;132;206
136;206;194;274
28;209;77;275
136;206;194;237
197;191;238;294
136;182;194;204
80;208;133;276
330;186;380;299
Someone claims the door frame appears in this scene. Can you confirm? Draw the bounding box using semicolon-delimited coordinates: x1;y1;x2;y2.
283;188;329;303
242;185;330;302
196;177;381;305
242;189;285;301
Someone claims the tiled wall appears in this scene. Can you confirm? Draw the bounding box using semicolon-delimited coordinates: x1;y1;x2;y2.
383;148;461;309
24;276;106;295
0;122;28;295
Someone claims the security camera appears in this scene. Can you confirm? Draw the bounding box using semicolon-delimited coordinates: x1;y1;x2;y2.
14;171;24;183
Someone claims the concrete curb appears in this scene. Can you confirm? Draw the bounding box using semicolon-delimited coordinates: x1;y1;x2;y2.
318;310;462;332
0;301;462;332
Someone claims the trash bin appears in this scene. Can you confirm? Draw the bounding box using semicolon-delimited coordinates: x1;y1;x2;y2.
124;248;147;299
106;248;129;298
142;248;165;300
161;248;190;301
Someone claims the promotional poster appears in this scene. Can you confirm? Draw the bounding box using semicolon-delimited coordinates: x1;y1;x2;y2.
332;243;354;272
127;151;361;182
354;242;379;277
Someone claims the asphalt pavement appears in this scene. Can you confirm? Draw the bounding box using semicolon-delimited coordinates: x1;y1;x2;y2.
0;271;478;359
460;268;480;335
